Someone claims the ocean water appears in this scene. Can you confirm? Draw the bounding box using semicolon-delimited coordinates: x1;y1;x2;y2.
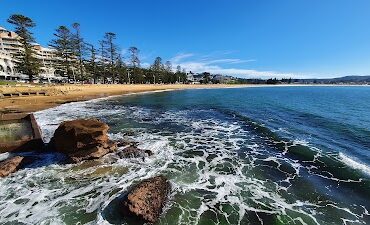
0;86;369;225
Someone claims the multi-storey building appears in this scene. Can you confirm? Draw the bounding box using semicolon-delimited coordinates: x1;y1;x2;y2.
0;26;22;56
0;26;66;82
0;26;20;79
32;44;59;78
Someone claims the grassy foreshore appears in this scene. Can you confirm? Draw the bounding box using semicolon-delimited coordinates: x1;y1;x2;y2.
0;84;252;114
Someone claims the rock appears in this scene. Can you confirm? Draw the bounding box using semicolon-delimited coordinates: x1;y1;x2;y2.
0;156;25;177
51;118;109;153
118;146;153;159
144;149;154;156
122;175;170;223
68;141;117;163
116;140;138;148
50;119;117;163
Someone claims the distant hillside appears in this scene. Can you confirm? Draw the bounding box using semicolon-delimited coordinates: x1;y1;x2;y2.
293;75;370;84
192;74;370;85
331;75;370;82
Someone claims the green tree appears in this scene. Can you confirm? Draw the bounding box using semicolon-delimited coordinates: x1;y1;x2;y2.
176;65;186;83
98;40;107;83
85;43;97;82
49;25;74;79
116;54;128;83
151;57;164;83
102;32;119;82
164;61;175;83
128;47;142;83
129;46;140;68
165;60;172;72
181;68;187;83
72;22;85;79
201;72;211;84
7;14;41;82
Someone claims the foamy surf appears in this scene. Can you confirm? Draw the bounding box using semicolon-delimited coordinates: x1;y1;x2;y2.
339;152;370;176
1;88;369;225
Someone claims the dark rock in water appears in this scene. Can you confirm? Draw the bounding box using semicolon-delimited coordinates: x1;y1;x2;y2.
122;131;136;136
50;119;117;163
122;175;170;223
118;146;153;159
0;156;25;177
117;140;138;148
144;149;153;156
141;118;152;122
68;140;117;163
21;155;41;165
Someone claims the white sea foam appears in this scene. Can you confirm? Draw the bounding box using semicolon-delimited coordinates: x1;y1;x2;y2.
0;152;10;161
0;96;366;225
339;152;370;176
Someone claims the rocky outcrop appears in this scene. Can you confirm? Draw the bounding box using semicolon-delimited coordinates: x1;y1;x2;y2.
0;156;25;177
122;175;170;223
118;146;153;159
50;119;117;163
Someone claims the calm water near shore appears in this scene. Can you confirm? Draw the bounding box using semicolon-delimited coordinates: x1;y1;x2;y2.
0;86;369;224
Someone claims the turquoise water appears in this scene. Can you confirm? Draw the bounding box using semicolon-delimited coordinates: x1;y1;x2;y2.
0;86;369;224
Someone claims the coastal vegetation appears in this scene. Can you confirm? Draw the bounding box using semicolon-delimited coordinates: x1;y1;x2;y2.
6;14;188;84
3;14;370;85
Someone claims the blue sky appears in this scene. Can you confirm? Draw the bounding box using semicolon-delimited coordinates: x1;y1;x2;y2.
1;0;370;78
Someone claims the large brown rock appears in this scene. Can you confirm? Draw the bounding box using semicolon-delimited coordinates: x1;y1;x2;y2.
122;175;170;223
50;119;117;163
0;156;25;177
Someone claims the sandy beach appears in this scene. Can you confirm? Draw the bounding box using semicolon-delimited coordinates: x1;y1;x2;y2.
0;84;250;114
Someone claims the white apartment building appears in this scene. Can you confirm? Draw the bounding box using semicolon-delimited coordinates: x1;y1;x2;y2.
0;26;20;79
0;26;65;82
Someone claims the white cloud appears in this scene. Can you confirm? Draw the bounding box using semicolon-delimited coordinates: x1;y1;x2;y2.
170;52;299;79
205;58;256;65
171;53;195;64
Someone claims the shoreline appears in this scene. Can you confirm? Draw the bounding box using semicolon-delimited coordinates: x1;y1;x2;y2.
1;83;368;115
0;84;250;114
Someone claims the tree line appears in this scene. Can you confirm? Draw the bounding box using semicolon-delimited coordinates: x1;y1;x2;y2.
6;14;187;83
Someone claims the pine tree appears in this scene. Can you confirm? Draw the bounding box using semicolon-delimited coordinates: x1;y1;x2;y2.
151;57;164;83
128;46;140;68
7;14;41;82
72;23;85;79
98;40;107;83
116;54;127;83
49;26;74;79
85;43;97;82
128;47;141;83
164;61;173;83
102;32;118;83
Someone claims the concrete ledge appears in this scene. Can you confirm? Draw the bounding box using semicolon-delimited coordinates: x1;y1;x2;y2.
0;91;47;98
0;113;44;152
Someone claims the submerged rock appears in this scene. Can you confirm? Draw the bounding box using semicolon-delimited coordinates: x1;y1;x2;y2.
122;175;170;223
116;140;138;148
50;119;117;163
0;156;25;177
118;146;153;159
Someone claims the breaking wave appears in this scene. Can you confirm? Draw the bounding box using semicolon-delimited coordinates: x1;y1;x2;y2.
339;153;370;176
